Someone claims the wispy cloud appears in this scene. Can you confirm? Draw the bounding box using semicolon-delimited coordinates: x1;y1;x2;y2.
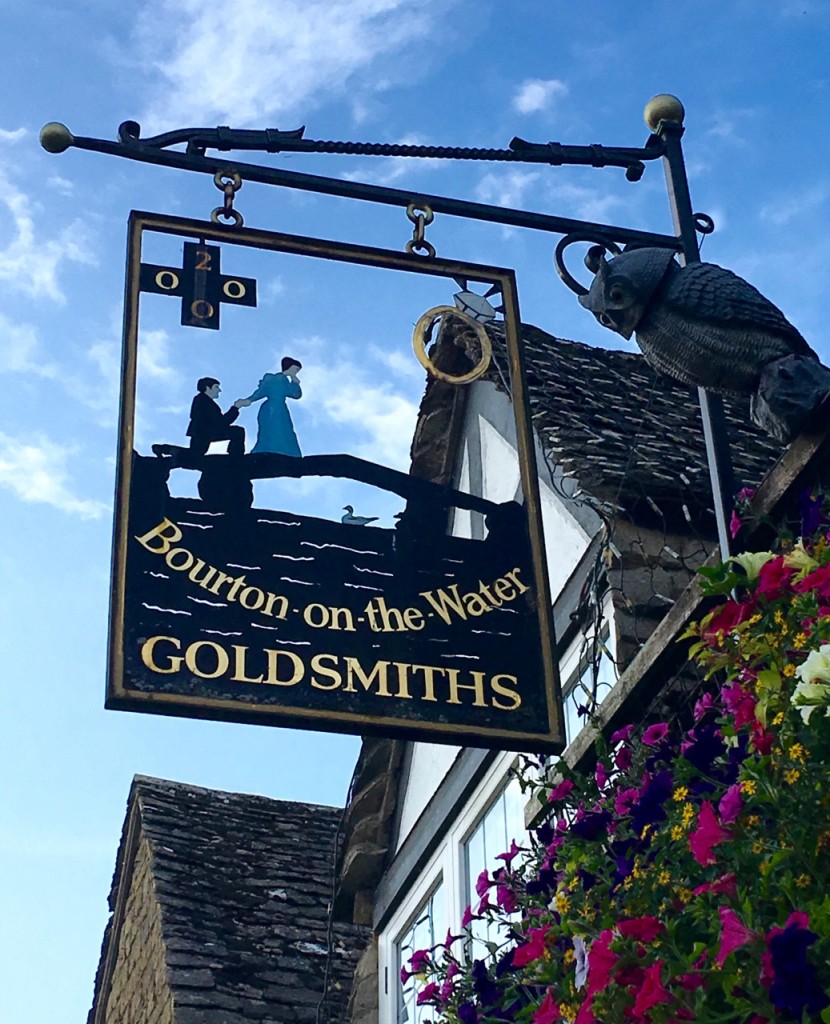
302;356;419;469
512;78;568;115
340;134;450;186
0;432;107;519
0;178;96;303
475;170;541;209
0;314;57;377
133;0;450;131
760;183;829;225
0;127;26;143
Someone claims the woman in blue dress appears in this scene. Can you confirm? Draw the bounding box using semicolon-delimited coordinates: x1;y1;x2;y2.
240;357;303;456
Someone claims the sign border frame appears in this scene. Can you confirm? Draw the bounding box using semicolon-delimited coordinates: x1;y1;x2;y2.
108;211;565;753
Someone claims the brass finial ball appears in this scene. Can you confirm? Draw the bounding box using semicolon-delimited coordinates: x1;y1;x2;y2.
39;122;74;154
644;94;685;131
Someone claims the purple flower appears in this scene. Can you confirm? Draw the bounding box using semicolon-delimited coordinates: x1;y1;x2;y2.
495;839;522;866
630;770;673;834
475;869;491;897
718;783;743;824
570;809;612;841
458;1003;478;1024
614;745;633;771
767;915;829;1016
798;487;824;537
681;723;726;772
642;722;669;746
610;724;635;744
729;509;742;539
548;779;574;803
496;883;518;913
693;692;715;721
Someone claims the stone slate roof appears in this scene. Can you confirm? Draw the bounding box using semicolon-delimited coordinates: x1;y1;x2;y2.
91;775;368;1024
488;323;786;531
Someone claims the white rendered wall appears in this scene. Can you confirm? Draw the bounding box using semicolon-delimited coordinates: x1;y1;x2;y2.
394;379;602;852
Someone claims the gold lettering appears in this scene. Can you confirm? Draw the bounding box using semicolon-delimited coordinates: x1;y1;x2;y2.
310;653;342;690
207;569;234;596
343;658;391;697
261;592;288;620
135;518;183;555
185;640;229;679
155;270;179;291
188;558;218;588
462;591;490;617
141;635;182;674
231;645;264;684
165;546;194;572
446;668;487;707
329;606;356;632
505;567;530;595
239;586;265;611
403;607;424;631
491;673;521;711
411;664;443;701
195;249;211;271
223;279;246;299
419;585;466;624
304;603;329;628
392;661;413;699
191;299;214;320
264;649;304;686
493;577;516;603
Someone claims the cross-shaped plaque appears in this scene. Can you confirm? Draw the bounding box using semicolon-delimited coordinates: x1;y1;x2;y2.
139;241;257;329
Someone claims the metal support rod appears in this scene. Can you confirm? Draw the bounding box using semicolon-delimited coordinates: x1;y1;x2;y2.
51;129;683;250
658;120;736;557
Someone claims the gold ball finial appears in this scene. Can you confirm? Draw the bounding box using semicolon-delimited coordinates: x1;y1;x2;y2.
39;122;74;154
644;94;685;132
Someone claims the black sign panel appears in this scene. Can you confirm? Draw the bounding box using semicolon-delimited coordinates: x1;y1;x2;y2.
109;212;564;752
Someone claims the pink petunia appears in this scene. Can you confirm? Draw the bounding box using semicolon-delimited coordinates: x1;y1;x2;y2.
642;722;669;746
533;989;560;1024
416;982;439;1005
755;555;794;599
729;509;742;539
693;692;715;721
610;724;635;744
721;682;756;728
631;961;671;1018
618;916;664;942
461;904;475;928
689;801;731;866
585;930;617;996
595;761;609;789
718;783;743;825
614;745;634;771
495;839;522;866
475;869;491;897
716;907;756;966
496;883;518;914
693;872;738;899
614;787;640;816
513;925;551;967
548;779;575;803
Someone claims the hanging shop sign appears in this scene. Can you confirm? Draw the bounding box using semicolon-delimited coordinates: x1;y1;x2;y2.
107;210;565;752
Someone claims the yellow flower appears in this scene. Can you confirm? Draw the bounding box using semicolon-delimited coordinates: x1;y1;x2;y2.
741;779;758;796
745;815;761;827
796;874;812;888
794;633;807;648
564;949;575;965
783;664;796;677
748;614;763;626
681;803;695;827
774;609;785;625
752;841;764;854
784;768;801;784
677;887;693;904
772;711;785;726
789;742;808;763
640;824;652;839
560;1003;578;1023
658;869;671;886
673;786;689;803
554;892;571;914
670;825;685;841
779;624;789;637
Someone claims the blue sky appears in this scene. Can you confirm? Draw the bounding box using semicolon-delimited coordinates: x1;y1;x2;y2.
2;1;830;1021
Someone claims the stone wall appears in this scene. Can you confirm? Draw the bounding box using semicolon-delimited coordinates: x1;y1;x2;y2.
102;834;175;1024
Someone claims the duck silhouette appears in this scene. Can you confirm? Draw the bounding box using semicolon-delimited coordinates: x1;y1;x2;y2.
341;505;379;526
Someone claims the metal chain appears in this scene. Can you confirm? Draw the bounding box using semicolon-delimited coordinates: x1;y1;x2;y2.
405;202;436;257
210;170;244;226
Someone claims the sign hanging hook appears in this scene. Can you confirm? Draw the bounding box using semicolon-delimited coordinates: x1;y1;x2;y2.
405;202;436;258
211;170;244;227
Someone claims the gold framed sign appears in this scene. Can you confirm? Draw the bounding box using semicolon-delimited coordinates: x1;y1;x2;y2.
107;211;565;753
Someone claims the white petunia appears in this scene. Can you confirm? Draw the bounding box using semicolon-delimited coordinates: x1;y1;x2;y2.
730;551;776;580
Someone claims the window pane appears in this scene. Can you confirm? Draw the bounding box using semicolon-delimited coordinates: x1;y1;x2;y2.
396;882;445;1024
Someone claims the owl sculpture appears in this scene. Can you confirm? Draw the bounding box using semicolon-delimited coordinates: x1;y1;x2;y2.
578;247;830;442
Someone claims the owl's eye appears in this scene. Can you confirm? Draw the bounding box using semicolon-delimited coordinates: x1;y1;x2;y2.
609;285;625;303
598;313;615;328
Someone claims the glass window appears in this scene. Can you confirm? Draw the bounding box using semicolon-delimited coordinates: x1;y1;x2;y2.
563;630;616;744
463;776;525;954
396;882;446;1024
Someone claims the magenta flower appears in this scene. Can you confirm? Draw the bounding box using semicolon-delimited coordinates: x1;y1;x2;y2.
716;907;756;966
416;981;439;1005
496;883;518;913
585;930;617;996
610;724;635;744
631;961;671;1018
729;509;742;539
721;682;756;728
614;786;639;816
689;801;731;866
408;948;431;974
718;783;743;824
548;779;574;803
495;839;522;866
618;916;664;942
595;761;609;789
755;555;794;599
461;904;475;928
475;869;491;897
693;872;738;899
513;925;550;967
642;722;669;746
532;989;560;1024
614;745;634;771
693;692;715;720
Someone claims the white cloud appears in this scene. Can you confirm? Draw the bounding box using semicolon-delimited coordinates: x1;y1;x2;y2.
302;357;419;469
0;127;26;143
0;432;107;519
760;183;828;226
0;314;57;377
475;170;541;209
0;178;96;303
139;328;176;380
47;175;75;197
512;78;568;115
133;0;448;131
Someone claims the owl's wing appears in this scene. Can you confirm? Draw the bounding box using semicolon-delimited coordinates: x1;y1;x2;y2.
663;262;814;358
